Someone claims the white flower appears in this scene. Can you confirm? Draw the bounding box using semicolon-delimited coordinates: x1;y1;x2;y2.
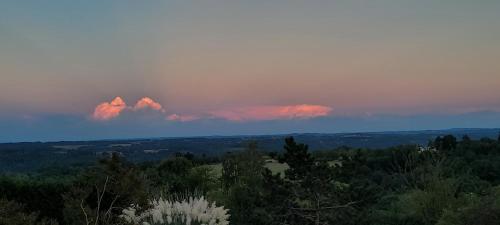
120;196;230;225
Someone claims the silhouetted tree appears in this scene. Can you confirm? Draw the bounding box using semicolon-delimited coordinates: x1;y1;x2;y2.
283;137;314;180
221;141;267;225
434;135;457;152
63;153;148;225
269;137;360;225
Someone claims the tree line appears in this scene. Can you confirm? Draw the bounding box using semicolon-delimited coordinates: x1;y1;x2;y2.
2;134;500;225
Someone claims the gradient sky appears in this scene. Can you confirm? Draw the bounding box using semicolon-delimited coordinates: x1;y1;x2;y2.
1;1;500;142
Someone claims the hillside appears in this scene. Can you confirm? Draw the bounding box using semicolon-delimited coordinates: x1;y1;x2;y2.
1;128;499;172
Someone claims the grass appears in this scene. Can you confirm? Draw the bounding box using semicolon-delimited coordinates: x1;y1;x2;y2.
203;164;223;177
201;160;288;178
264;161;289;176
199;159;339;178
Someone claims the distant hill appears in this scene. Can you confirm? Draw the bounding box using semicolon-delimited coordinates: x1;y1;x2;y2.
1;128;499;172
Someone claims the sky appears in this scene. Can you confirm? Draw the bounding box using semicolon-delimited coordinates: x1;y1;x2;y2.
1;1;500;142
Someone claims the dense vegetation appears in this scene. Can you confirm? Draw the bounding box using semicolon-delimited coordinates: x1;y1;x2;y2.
3;129;500;172
2;134;500;225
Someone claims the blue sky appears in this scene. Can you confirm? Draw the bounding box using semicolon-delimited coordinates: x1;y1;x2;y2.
1;1;500;142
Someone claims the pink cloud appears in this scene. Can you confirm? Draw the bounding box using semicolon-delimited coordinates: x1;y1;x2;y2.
133;97;163;112
211;104;333;121
92;97;127;120
167;114;199;122
92;98;331;123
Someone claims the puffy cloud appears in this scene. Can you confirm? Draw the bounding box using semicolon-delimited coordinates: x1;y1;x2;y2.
133;97;163;112
92;97;165;121
92;97;127;120
211;104;333;121
92;97;331;123
167;114;199;122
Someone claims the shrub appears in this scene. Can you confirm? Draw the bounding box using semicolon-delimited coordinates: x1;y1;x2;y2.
121;196;230;225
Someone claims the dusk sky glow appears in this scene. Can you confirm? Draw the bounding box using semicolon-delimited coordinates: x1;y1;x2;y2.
1;1;500;142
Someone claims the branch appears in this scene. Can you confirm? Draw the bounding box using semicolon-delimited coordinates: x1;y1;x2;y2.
104;194;120;222
80;199;90;225
95;176;109;225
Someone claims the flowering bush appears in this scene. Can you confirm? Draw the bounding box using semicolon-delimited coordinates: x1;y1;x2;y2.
121;196;230;225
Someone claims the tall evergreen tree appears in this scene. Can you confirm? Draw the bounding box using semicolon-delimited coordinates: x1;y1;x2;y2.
283;137;314;180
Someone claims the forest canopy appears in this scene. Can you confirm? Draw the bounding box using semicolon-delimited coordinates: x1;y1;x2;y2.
2;134;500;225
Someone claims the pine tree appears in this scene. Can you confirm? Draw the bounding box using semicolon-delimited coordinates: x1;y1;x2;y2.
283;137;313;180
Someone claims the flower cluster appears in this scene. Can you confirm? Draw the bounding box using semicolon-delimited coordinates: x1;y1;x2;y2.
121;196;230;225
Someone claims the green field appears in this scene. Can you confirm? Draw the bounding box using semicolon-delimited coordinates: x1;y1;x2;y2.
201;160;289;178
202;160;341;178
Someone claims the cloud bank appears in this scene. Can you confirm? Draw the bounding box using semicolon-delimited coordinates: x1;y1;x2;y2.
92;97;332;122
167;114;200;122
6;110;500;142
210;104;333;121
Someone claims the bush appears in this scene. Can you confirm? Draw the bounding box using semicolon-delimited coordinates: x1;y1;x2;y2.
121;196;230;225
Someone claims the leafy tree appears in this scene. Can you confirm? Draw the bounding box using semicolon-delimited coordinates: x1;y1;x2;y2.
433;135;457;152
437;186;500;225
157;156;194;193
220;142;268;225
266;137;360;225
185;165;218;195
221;141;264;191
63;153;148;225
0;198;58;225
372;176;461;225
0;175;70;224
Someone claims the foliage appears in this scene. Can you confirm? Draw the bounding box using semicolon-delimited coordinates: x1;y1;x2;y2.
2;135;500;225
62;153;148;225
0;174;70;223
263;137;368;225
0;198;58;225
219;142;268;225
